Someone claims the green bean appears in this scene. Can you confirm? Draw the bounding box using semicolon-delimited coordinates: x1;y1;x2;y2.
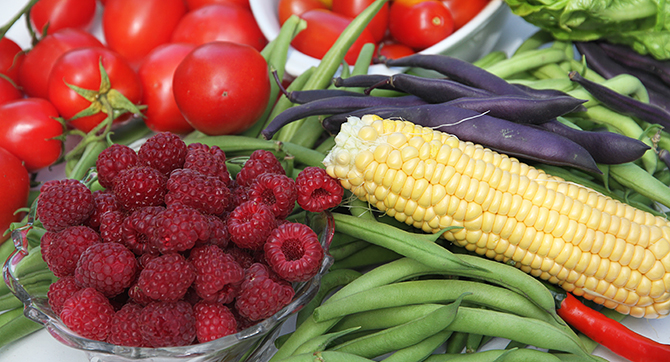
348;43;376;86
505;340;528;350
607;162;670;209
445;331;468;354
427;349;506;361
68;139;108;180
466;333;484;353
472;51;508;69
551;353;608;362
0;282;50;311
484;48;568;79
0;313;41;349
531;63;570;80
512;30;554;55
315;136;336;154
332;304;444;333
292;326;362;355
329;232;361;249
509;78;575;93
265;66;315;138
329;239;371;261
568;74;649;105
0;307;22;326
296;269;362;327
276;351;376;362
330;295;468;359
347;198;377;221
12;246;48;277
330;244;402;270
382;329;453;362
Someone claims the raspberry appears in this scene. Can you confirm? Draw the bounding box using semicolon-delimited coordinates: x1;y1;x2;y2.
227;182;250;211
99;210;125;243
85;190;121;230
122;206;164;255
194;301;237;343
96;144;140;189
234;263;294;321
47;226;101;278
201;214;229;248
229;305;255;332
37;179;94;232
47;276;81;315
138;132;188;175
189;245;244;303
295;167;343;212
224;245;255;269
151;205;210;253
108;302;147;347
113;166;168;211
227;201;276;250
137;253;196;302
40;231;57;265
74;242;138;298
184;143;231;185
128;281;153;306
60;288;115;341
247;173;298;219
235;150;285;187
140;301;196;347
264;222;324;282
165;168;230;215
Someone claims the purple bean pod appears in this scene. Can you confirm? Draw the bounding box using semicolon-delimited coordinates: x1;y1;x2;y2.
597;41;670;87
363;73;493;102
332;74;393;89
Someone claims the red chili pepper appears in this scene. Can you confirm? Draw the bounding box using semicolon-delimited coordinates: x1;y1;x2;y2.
557;293;670;362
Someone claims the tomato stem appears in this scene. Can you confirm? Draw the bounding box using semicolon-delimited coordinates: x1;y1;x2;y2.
0;0;40;40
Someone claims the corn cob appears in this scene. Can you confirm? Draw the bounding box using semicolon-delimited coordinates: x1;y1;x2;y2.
323;115;670;318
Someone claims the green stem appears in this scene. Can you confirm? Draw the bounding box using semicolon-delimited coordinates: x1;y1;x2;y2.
0;0;39;39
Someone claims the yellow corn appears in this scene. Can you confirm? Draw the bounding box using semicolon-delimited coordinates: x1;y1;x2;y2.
323;115;670;318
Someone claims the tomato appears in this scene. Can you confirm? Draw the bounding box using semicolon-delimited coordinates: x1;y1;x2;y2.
0;98;63;172
171;4;267;51
185;0;250;11
48;47;142;133
30;0;97;35
0;76;22;106
378;42;415;60
18;28;103;99
442;0;489;30
138;43;195;134
0;146;29;244
388;0;454;51
173;41;270;135
0;37;25;85
331;0;389;42
278;0;327;25
292;9;377;65
102;0;187;67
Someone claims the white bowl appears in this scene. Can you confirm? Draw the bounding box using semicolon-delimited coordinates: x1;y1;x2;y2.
250;0;511;77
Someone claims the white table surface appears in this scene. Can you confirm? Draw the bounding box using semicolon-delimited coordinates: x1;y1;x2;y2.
1;2;668;361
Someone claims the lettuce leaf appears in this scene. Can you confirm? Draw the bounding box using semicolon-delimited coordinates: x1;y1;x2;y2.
505;0;670;59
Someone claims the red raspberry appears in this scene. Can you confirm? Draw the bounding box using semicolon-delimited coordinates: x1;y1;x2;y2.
47;276;81;315
227;201;276;250
40;231;57;265
108;302;147;347
85;190;121;230
47;226;101;278
113;166;168;211
235;150;285;187
234;263;294;321
201;214;229;248
184;143;231;185
37;179;94;232
224;245;255;269
194;301;237;343
138;132;188;175
74;242;138;298
229;305;255;332
137;253;196;302
128;281;153;306
122;206;164;255
165;168;230;215
227;181;249;212
60;288;115;341
264;222;324;282
151;205;210;253
99;210;125;243
189;245;244;303
139;301;196;347
247;173;298;219
295;167;343;212
96;144;140;189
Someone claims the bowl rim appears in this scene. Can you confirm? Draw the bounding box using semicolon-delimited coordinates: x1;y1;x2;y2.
3;193;335;359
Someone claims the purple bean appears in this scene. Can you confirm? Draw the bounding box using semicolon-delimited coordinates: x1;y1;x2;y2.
322;106;408;134
511;83;574;99
658;149;670;170
261;95;428;139
362;73;493;102
332;74;393;89
284;89;368;104
569;71;670;129
597;41;670;86
537;119;650;164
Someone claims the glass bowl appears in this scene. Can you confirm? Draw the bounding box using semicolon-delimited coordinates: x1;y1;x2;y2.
3;207;335;362
249;0;511;77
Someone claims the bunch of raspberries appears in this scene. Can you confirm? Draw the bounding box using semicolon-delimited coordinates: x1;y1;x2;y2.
36;132;343;347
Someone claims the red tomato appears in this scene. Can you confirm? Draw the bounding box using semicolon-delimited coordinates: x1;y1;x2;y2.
185;0;250;11
102;0;187;67
278;0;327;25
30;0;97;35
18;28;103;99
378;42;415;60
171;4;267;51
0;98;63;172
442;0;489;30
389;0;454;51
48;47;142;133
0;146;29;244
173;41;270;135
0;37;25;84
331;0;389;42
0;76;22;106
292;9;377;65
138;43;196;134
